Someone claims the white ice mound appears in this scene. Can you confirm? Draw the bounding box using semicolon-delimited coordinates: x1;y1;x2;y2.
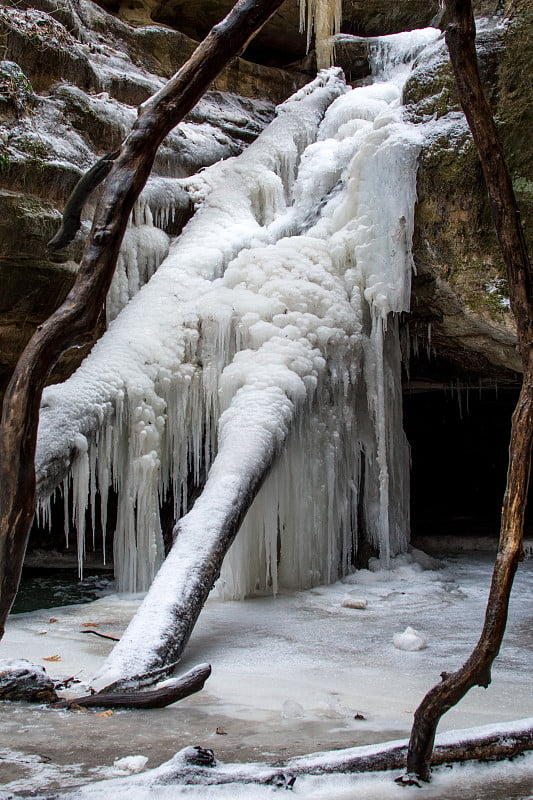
393;626;427;651
113;755;149;774
341;596;367;609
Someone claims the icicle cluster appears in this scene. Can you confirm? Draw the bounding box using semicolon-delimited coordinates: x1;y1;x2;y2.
300;0;343;69
106;177;193;322
36;30;441;596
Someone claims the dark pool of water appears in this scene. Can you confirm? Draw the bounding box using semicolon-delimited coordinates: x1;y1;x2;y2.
11;569;114;614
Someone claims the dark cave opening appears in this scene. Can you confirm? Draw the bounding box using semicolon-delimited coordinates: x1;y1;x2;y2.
403;381;533;546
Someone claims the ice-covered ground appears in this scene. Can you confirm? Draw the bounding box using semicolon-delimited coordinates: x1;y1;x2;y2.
0;551;532;798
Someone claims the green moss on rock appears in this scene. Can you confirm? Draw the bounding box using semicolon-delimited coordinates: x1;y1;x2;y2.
0;61;34;116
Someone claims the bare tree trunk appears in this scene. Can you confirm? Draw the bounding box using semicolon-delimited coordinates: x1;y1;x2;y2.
405;0;533;782
0;0;287;639
91;410;291;690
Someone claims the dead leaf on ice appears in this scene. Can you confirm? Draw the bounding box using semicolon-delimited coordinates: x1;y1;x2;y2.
48;618;58;623
43;654;61;662
81;622;99;627
69;703;90;713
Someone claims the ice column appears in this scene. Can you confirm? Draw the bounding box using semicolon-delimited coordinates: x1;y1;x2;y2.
300;0;343;68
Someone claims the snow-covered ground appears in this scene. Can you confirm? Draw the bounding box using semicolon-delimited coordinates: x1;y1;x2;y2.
0;551;532;798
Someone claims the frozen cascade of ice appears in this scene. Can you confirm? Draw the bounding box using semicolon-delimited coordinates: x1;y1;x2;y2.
368;28;444;85
36;28;441;597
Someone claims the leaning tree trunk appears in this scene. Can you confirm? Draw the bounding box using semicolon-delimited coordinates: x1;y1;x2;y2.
90;397;293;691
0;0;288;638
405;0;533;782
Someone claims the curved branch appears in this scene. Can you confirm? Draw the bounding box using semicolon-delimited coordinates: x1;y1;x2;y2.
71;663;211;709
47;149;121;252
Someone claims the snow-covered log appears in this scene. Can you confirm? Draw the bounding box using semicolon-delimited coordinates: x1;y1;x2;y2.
59;720;533;789
0;659;58;703
91;380;298;690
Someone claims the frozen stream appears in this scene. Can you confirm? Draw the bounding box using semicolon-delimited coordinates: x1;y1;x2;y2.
0;552;532;798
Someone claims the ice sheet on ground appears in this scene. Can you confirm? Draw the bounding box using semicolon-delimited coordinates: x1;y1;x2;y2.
0;554;532;798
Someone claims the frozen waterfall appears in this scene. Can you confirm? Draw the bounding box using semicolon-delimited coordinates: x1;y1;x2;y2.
36;27;441;601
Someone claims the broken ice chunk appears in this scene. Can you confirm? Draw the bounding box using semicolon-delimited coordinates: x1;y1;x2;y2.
341;596;368;609
393;626;427;651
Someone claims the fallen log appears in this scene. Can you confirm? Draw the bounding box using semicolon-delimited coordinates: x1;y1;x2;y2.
101;720;533;787
34;69;348;689
70;663;211;709
0;659;58;704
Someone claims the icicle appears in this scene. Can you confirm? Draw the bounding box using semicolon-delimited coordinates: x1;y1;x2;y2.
71;434;90;578
299;0;343;69
36;494;52;530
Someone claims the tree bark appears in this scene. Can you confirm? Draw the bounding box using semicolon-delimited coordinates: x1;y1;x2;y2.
405;0;533;782
0;0;287;639
71;663;211;709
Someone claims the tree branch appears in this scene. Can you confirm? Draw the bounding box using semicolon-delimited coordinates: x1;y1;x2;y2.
405;0;533;781
47;149;120;253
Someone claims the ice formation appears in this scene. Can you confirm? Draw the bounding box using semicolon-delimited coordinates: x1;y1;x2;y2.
300;0;343;69
393;625;428;651
36;28;442;598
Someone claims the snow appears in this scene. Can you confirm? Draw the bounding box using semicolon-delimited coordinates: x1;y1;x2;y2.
36;29;441;605
341;595;367;609
0;553;532;798
112;756;149;774
393;625;428;651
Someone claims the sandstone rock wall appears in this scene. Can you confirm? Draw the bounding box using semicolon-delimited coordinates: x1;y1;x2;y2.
0;0;530;404
405;6;531;382
0;0;296;401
